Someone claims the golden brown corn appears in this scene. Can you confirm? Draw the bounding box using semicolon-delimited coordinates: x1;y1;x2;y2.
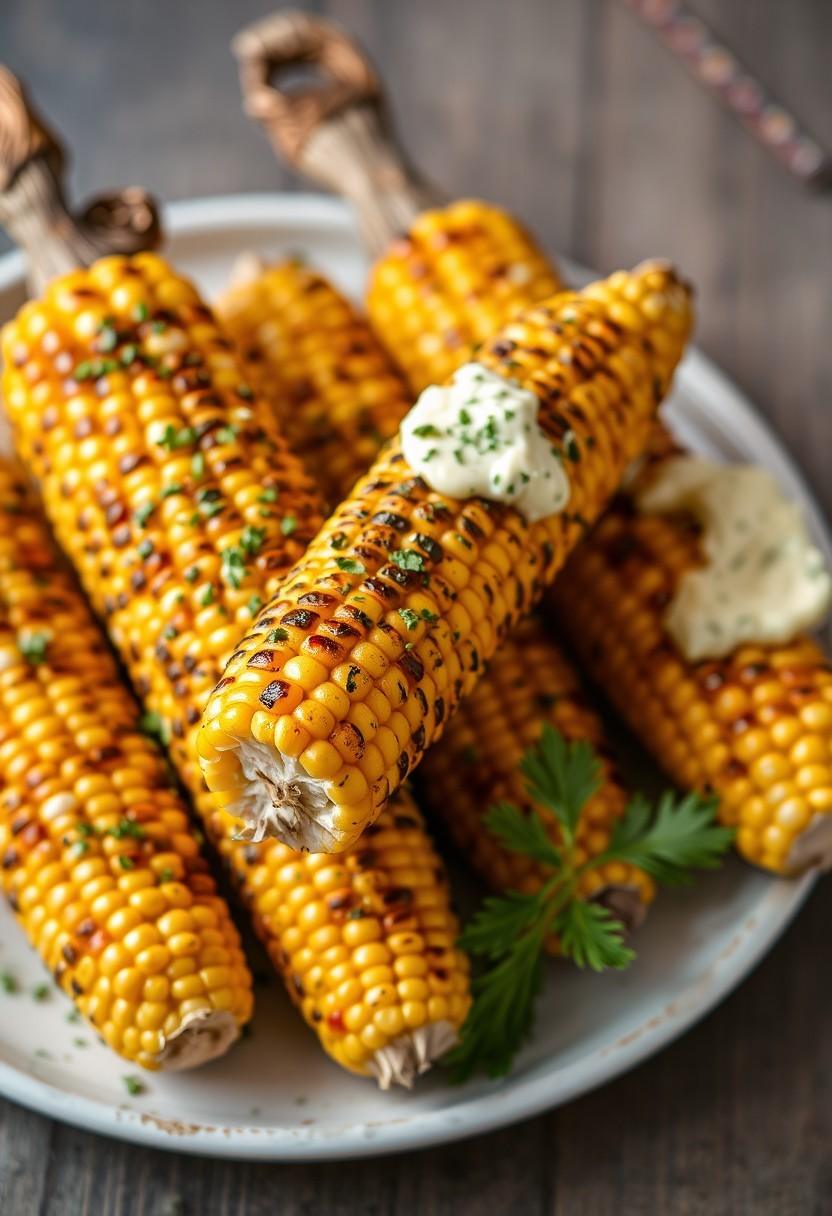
218;257;411;504
0;252;470;1081
221;253;650;931
198;263;693;851
553;435;832;876
367;200;563;392
225;786;469;1084
418;615;655;934
0;457;252;1069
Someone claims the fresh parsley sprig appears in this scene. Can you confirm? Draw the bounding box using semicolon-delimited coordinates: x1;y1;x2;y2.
445;724;734;1082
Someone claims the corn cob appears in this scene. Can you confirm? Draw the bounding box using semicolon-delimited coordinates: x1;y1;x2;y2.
367;200;563;392
366;203;832;877
0;457;252;1069
417;614;655;933
553;431;832;876
225;785;469;1084
198;262;693;851
0;252;470;1081
226;261;651;929
217;256;411;504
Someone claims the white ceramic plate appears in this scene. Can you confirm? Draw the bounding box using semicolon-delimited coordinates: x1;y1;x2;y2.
0;194;825;1161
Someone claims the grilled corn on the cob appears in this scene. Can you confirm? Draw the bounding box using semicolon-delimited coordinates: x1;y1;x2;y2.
554;434;832;876
0;457;252;1069
367;200;563;392
198;262;693;851
221;254;654;930
0;251;470;1081
417;614;655;933
218;256;410;504
366;202;832;877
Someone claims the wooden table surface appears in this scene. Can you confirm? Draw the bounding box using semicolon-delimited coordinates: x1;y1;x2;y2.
1;1;830;1212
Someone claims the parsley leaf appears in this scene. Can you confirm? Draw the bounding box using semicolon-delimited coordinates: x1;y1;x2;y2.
19;631;50;665
602;791;734;885
336;557;365;575
447;726;733;1082
387;549;425;572
519;723;601;839
553;899;635;971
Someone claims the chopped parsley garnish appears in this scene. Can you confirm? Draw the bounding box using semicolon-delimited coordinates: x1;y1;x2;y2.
0;971;18;994
336;557;366;575
215;425;238;444
280;515;297;537
19;632;50;664
139;711;170;745
445;725;734;1081
151;319;167;334
184;566;200;583
109;818;147;840
117;855;135;871
191;452;206;479
240;526;266;556
345;666;361;693
132;302;149;323
157;425;196;451
123;1075;145;1096
266;628;289;643
330;532;348;550
134;501;155;529
32;984;50;1002
387;549;425;573
258;488;278;504
120;344;139;367
158;868;175;884
412;424;441;438
247;595;263;616
221;546;246;588
398;608;420;631
97;320;119;352
198;584;215;607
161;483;183;499
137;539;154;560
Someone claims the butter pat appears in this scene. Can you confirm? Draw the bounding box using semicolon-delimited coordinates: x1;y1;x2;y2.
401;363;570;523
637;456;832;661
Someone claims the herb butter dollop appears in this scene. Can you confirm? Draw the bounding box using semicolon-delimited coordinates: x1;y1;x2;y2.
401;363;570;523
637;456;832;661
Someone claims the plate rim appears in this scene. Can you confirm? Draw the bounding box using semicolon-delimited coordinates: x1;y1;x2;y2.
0;191;821;1160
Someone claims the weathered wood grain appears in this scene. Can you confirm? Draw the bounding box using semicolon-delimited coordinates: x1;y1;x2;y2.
0;0;830;1212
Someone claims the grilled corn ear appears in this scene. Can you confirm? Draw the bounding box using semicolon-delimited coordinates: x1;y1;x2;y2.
553;432;832;876
418;615;655;938
0;458;252;1069
368;200;563;392
218;256;410;504
0;252;469;1080
198;262;693;850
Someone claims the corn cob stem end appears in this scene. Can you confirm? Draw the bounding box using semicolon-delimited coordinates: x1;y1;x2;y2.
156;1009;241;1072
233;739;344;851
786;814;832;875
593;885;648;935
369;1021;459;1090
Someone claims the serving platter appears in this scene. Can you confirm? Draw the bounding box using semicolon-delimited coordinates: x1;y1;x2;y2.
0;192;824;1161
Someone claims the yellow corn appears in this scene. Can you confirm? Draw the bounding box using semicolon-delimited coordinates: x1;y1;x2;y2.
368;200;563;391
418;614;655;935
222;257;651;931
226;785;469;1084
0;457;252;1069
217;257;410;504
0;252;470;1081
198;263;693;851
553;431;832;876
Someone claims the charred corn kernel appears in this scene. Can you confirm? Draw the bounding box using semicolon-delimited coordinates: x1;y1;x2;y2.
418;614;655;936
553;428;832;875
0;459;251;1069
216;788;469;1085
217;257;411;505
200;263;692;850
368;200;564;392
1;256;468;1083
